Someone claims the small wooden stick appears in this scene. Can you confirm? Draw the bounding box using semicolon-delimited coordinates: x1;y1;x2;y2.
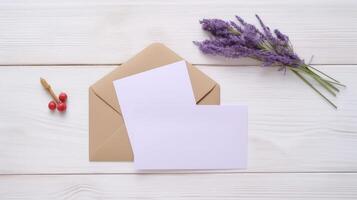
40;77;60;103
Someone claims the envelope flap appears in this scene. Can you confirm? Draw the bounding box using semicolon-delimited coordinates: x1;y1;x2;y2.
91;43;217;113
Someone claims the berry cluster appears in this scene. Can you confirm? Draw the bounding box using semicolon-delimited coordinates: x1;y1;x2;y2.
40;78;68;113
48;92;68;112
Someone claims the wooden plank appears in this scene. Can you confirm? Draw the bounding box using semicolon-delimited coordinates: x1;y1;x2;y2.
0;173;357;199
0;0;357;65
0;65;356;174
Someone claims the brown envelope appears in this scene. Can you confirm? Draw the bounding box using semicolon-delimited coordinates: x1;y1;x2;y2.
89;43;220;161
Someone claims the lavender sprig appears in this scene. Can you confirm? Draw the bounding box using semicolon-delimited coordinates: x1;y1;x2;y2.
194;15;345;109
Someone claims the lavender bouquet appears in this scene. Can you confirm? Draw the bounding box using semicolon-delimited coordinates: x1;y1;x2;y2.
194;15;345;108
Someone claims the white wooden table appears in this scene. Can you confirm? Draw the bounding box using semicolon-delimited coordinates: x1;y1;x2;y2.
1;0;357;199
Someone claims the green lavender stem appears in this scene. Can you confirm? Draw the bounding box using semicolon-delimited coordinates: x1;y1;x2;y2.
290;69;337;109
325;80;346;87
287;63;346;108
307;65;341;83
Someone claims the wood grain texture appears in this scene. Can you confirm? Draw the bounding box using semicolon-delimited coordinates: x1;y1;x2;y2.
0;0;357;65
1;0;356;198
0;65;356;174
1;173;357;199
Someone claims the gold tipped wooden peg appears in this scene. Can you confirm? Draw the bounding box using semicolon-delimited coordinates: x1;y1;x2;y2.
40;77;60;103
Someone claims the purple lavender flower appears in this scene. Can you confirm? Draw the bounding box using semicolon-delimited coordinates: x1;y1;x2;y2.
199;19;232;37
194;14;344;109
274;29;289;43
194;14;303;67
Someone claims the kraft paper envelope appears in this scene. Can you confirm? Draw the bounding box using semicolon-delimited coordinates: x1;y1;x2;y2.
89;43;220;161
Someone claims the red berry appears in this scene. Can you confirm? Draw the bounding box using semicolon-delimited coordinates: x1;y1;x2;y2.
57;102;67;112
48;101;57;110
59;92;68;102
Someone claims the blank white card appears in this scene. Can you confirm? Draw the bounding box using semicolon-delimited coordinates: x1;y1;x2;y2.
113;61;195;149
124;105;247;170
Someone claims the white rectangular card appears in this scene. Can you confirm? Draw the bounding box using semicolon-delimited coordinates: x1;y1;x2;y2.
124;105;248;170
113;61;195;150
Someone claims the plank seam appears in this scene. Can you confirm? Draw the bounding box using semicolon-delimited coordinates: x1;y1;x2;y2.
1;171;357;176
0;64;356;67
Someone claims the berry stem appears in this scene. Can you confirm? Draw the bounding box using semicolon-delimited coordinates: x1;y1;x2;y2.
40;78;60;103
